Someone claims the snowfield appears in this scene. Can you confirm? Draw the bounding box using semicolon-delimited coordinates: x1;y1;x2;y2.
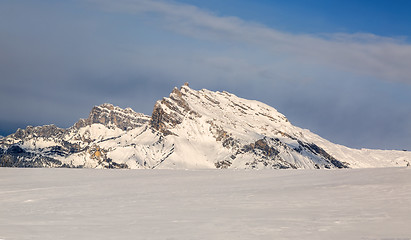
1;168;411;240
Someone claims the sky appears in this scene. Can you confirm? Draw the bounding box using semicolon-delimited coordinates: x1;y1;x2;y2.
0;0;410;150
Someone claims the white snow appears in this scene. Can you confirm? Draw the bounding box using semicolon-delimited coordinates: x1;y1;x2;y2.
1;168;411;240
74;124;124;142
20;138;59;149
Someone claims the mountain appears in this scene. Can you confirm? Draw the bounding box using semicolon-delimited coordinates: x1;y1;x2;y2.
1;83;410;169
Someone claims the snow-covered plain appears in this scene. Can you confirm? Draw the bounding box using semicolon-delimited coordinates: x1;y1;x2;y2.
1;168;411;240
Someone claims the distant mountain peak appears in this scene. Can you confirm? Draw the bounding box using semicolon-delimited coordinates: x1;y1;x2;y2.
1;84;410;169
74;103;150;131
9;124;65;140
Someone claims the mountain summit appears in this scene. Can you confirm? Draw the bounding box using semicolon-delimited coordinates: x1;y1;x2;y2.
1;85;410;169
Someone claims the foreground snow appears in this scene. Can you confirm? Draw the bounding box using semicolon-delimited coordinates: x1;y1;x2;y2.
0;168;411;240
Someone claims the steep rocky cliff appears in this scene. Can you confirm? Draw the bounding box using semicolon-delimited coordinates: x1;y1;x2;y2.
74;103;150;130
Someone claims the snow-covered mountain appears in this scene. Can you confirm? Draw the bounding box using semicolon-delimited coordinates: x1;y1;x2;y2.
1;83;410;169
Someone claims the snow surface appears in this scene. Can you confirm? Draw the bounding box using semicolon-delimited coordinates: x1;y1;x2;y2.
1;168;411;240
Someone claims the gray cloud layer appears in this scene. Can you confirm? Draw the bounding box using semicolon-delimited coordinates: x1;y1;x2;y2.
92;0;411;83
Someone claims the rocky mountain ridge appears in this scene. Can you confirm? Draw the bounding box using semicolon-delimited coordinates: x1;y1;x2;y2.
1;84;410;169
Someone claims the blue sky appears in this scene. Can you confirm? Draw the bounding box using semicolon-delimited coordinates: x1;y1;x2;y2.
0;0;410;150
178;0;411;37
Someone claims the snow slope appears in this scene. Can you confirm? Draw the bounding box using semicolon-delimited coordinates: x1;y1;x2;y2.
1;167;411;240
1;84;410;169
154;84;411;168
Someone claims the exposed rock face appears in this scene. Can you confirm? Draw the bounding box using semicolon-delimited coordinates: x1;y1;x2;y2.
151;102;178;136
297;141;349;168
74;103;150;130
87;144;128;169
0;145;65;168
1;84;410;169
11;125;66;140
151;87;200;136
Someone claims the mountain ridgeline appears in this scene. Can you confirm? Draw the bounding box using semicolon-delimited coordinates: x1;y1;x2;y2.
1;84;410;169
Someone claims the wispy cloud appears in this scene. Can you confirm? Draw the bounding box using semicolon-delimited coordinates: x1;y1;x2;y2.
91;0;411;84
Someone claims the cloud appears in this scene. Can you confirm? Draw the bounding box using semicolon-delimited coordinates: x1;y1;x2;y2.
90;0;411;84
0;0;409;150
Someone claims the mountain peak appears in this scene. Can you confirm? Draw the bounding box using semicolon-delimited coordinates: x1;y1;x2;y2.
74;103;150;130
1;85;410;169
98;103;115;110
151;85;196;135
10;124;65;140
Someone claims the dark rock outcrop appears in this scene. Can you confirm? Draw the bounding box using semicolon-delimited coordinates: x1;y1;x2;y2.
0;145;65;168
151;87;199;135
